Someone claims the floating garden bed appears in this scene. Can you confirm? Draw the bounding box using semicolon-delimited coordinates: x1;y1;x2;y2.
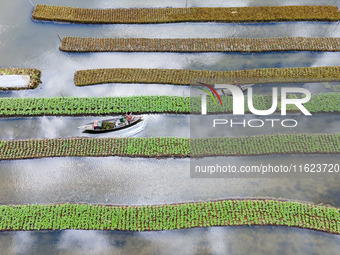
32;5;340;24
0;199;339;233
0;93;338;116
74;67;340;86
0;134;339;160
0;68;41;91
61;37;340;53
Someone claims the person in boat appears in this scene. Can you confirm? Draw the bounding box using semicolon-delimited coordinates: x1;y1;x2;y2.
234;80;238;86
93;120;102;129
125;112;133;123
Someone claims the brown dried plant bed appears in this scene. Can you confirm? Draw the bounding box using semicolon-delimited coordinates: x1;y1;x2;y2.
0;199;339;233
0;68;41;91
32;5;340;24
0;134;339;160
61;37;340;53
74;66;340;86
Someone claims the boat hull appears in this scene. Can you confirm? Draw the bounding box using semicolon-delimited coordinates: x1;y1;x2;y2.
80;116;142;133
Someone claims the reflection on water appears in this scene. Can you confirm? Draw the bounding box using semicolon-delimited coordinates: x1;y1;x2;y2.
0;156;339;206
0;227;339;255
1;0;340;252
2;51;340;98
0;1;340;98
0;114;338;139
189;52;340;73
0;75;30;87
0;115;189;139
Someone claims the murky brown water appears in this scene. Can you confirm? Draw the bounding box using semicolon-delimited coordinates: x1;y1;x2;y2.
0;0;339;254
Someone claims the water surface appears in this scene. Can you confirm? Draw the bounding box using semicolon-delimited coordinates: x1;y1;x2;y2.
0;227;339;255
0;0;339;253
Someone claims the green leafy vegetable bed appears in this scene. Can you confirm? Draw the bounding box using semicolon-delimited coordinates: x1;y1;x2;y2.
0;199;339;233
0;134;339;160
0;93;338;116
32;5;340;24
60;37;340;53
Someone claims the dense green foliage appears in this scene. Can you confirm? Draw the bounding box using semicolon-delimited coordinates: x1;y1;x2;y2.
0;134;339;160
0;137;189;159
0;200;339;233
0;96;189;116
0;93;338;116
61;37;340;53
33;5;340;24
190;134;340;157
74;67;340;86
0;68;41;91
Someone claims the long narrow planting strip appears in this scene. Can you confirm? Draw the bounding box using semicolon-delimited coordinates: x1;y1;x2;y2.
0;93;338;116
61;37;340;53
32;5;340;24
0;68;41;91
0;199;339;233
0;134;339;160
74;67;340;86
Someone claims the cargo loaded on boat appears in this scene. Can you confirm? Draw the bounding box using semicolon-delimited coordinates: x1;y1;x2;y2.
79;114;142;133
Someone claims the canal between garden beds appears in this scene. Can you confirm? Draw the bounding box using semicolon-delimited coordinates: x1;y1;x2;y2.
0;0;339;254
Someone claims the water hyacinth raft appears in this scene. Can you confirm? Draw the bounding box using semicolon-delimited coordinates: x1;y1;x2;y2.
74;66;340;86
32;5;340;24
0;93;339;116
0;68;41;91
0;134;339;160
0;199;339;233
61;37;340;53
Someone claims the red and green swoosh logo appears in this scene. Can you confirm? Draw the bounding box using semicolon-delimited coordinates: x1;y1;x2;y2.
197;82;223;106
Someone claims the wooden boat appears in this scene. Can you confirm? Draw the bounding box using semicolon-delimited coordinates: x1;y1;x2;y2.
79;115;142;133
